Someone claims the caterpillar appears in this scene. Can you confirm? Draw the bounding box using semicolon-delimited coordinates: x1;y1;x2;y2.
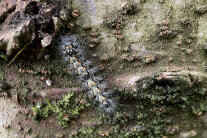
58;35;116;115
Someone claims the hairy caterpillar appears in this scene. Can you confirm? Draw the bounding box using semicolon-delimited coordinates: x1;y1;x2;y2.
58;35;116;115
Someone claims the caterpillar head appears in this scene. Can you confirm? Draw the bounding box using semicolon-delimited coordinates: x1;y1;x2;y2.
61;36;73;49
66;46;77;56
61;35;79;49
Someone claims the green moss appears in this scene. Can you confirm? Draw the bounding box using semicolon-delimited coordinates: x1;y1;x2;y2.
70;127;99;138
32;92;89;127
0;66;6;81
0;53;8;61
107;70;207;137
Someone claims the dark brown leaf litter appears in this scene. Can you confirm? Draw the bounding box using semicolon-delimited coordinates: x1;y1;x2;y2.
0;81;10;90
195;5;207;14
0;0;72;60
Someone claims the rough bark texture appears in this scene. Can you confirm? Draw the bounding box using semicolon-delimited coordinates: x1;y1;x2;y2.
1;0;207;137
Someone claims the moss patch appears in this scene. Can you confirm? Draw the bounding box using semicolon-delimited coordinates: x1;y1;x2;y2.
32;92;89;127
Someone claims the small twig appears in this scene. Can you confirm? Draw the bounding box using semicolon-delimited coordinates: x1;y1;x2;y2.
0;5;16;24
20;87;82;103
36;87;82;98
8;41;31;66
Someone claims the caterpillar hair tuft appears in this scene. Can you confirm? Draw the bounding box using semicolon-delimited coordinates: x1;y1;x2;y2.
58;35;116;115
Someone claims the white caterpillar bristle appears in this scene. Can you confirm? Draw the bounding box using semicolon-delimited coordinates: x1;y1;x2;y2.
88;67;99;75
82;82;88;90
68;64;74;69
93;96;99;103
104;107;115;115
72;41;79;47
76;50;86;58
82;60;92;68
100;99;116;115
98;82;107;90
78;56;85;62
77;42;84;49
56;46;63;53
61;36;71;45
58;47;66;55
70;35;78;42
63;56;70;62
93;76;103;82
102;92;111;97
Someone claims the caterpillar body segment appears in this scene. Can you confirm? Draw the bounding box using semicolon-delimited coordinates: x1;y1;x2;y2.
59;35;116;115
92;87;101;93
72;61;82;69
77;66;87;75
87;79;96;88
69;57;78;63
